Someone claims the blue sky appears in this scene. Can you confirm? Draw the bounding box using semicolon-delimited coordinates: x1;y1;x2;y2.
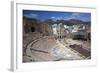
23;10;91;22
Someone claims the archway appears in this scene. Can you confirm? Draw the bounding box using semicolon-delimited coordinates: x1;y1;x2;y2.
31;27;35;32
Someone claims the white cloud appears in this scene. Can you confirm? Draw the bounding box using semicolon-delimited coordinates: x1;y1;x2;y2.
29;13;38;17
67;13;82;20
71;13;80;16
51;16;63;20
24;13;38;18
51;16;56;19
57;17;63;20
